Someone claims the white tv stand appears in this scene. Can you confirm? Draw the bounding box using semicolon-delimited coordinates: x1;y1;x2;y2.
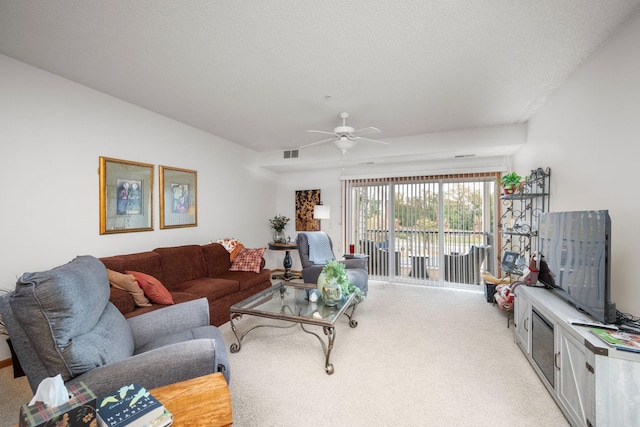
514;285;640;427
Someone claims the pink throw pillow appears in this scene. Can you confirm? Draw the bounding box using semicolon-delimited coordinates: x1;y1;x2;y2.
230;248;265;273
125;270;174;305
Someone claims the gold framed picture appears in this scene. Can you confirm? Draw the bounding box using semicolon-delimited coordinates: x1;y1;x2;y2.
99;157;154;234
159;165;197;229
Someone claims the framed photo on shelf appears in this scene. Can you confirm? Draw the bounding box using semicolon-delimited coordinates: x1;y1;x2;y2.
99;157;154;234
160;165;197;229
501;251;520;273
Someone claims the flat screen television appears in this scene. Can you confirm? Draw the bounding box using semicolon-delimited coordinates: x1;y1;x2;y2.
537;210;616;324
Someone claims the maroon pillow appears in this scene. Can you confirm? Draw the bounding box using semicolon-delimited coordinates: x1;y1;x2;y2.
230;248;266;273
125;270;174;305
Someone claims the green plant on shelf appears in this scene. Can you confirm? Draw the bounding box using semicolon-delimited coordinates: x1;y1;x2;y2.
500;172;522;194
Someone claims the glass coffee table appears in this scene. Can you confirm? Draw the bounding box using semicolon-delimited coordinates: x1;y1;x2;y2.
229;282;359;374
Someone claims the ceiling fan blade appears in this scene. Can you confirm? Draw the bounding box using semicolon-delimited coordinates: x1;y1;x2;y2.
352;127;381;136
306;130;337;136
299;138;336;149
353;136;391;145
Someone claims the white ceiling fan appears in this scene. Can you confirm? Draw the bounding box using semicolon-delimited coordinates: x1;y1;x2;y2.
300;112;390;154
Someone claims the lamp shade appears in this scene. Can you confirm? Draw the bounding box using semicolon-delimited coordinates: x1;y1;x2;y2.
313;205;330;219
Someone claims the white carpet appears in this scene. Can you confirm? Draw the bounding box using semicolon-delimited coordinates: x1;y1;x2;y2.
0;281;570;426
220;281;569;426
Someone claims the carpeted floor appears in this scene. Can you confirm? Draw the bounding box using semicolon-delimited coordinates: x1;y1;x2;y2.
219;281;568;426
0;281;569;426
0;364;31;426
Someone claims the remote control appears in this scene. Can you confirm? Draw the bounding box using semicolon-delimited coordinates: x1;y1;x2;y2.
568;318;619;331
618;323;640;334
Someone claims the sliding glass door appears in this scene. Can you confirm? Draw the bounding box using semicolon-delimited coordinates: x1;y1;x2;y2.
344;173;498;288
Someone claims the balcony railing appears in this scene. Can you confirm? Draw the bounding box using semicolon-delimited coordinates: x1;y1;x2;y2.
355;229;494;283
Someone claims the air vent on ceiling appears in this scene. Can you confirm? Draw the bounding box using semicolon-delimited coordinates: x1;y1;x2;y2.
283;150;299;159
454;154;476;158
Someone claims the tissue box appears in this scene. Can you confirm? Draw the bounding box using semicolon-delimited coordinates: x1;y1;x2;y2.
19;382;97;427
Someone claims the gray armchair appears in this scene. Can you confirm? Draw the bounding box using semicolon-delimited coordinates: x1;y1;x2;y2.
0;255;229;397
360;240;401;276
444;245;490;285
296;232;368;296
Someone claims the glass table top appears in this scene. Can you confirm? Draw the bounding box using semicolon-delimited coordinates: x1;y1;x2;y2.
230;282;356;327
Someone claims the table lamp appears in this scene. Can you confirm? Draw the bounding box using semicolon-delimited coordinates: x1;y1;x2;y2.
313;204;330;220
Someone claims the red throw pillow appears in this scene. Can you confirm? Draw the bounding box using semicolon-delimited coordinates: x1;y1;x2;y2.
106;269;151;307
125;270;174;305
230;247;265;273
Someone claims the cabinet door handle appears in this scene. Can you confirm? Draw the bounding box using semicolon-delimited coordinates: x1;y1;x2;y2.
555;352;560;370
524;317;528;332
586;362;594;374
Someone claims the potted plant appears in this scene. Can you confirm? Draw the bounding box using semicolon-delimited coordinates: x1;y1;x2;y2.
500;172;522;194
269;214;290;243
317;260;365;304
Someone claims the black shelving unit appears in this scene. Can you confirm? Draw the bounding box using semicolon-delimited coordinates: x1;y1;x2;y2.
498;167;550;275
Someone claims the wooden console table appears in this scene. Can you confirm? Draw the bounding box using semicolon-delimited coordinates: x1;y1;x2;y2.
151;372;232;426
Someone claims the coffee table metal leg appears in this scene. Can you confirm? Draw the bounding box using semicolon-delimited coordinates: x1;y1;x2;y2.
299;323;335;375
324;326;335;375
343;300;360;328
229;313;242;353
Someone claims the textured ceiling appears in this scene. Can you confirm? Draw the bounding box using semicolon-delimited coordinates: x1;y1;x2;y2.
1;1;639;162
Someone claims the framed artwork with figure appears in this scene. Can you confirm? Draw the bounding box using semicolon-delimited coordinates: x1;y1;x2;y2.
99;156;153;234
160;165;197;229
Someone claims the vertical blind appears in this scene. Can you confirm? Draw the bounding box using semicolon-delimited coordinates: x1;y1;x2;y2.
343;172;500;287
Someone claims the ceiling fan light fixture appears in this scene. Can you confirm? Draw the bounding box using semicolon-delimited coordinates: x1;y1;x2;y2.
334;137;355;153
300;112;386;152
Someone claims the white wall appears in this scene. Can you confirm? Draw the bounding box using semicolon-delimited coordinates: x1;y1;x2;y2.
0;54;278;359
269;168;345;272
513;10;640;317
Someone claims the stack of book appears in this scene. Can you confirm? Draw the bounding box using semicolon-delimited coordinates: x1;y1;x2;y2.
589;327;640;353
96;383;173;427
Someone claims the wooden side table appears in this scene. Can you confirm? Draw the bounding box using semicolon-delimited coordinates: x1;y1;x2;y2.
151;373;232;426
13;373;232;427
268;242;302;281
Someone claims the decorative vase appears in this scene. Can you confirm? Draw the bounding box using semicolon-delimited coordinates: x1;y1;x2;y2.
272;229;286;243
317;272;327;294
321;279;342;307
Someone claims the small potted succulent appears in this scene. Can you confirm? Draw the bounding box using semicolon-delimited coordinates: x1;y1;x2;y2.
501;172;523;194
